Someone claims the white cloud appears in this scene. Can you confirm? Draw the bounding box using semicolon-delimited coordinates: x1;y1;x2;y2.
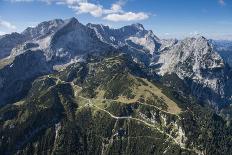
111;3;122;12
7;0;150;22
104;0;125;14
65;0;149;21
71;2;103;17
0;19;17;30
70;0;126;17
104;12;149;22
218;0;226;6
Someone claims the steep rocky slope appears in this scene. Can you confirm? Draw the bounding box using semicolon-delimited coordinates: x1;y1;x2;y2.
0;19;64;60
0;32;27;59
22;19;64;40
87;23;161;54
153;36;232;107
45;18;112;62
9;18;113;65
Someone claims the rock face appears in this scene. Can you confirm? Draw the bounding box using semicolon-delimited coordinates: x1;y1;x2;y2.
153;36;232;106
22;19;64;40
155;37;224;77
87;23;161;64
10;18;113;63
45;18;112;62
3;18;161;66
0;32;27;59
87;23;161;55
0;19;64;59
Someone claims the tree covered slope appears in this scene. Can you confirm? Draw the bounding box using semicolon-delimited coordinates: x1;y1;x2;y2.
0;52;232;155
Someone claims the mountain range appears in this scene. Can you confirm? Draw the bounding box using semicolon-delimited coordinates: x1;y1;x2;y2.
0;17;232;155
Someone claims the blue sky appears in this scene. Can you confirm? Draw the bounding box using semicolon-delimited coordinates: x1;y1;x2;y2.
0;0;232;40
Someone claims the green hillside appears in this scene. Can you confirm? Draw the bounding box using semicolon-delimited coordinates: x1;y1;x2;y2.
0;53;231;155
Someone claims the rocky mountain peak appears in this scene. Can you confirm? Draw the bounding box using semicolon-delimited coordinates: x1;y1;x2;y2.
156;36;224;75
87;22;160;56
196;35;207;41
22;18;65;40
120;23;146;35
87;23;110;31
185;36;210;50
153;35;230;106
130;23;145;31
0;32;27;59
64;17;80;26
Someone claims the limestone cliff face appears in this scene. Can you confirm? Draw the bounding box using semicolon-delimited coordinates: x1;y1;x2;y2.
0;32;27;59
153;37;232;106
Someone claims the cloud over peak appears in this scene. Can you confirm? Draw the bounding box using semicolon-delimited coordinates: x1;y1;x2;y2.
71;2;103;17
8;0;150;22
66;0;149;22
104;12;149;22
